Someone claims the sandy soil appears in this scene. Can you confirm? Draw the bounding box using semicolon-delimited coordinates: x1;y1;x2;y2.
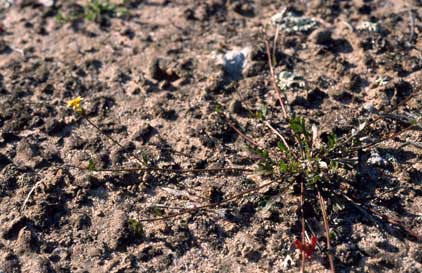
0;0;421;272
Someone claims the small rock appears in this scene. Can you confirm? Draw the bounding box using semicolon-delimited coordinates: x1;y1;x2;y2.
282;255;295;270
93;205;105;215
73;174;91;188
222;48;250;80
66;135;86;150
15;140;37;159
367;150;389;168
49;247;69;263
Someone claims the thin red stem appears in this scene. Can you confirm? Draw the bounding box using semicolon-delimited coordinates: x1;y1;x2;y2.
300;178;306;273
318;191;335;273
265;40;288;119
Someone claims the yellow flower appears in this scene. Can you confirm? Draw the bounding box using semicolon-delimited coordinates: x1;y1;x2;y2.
67;96;84;113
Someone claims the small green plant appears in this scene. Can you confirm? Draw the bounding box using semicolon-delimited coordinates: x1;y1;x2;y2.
255;104;268;120
61;37;421;273
128;219;143;239
84;0;128;22
56;0;129;24
88;159;96;171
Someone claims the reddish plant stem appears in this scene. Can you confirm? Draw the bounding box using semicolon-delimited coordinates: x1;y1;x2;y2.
318;191;336;273
300;178;306;273
228;121;263;149
264;40;288;120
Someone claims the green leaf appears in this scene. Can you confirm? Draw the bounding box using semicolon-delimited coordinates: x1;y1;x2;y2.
251;148;269;159
142;152;149;165
152;207;164;216
214;104;223;113
258;194;271;207
329;160;339;171
306;174;321;185
261;104;267;119
290;116;306;136
304;142;311;157
116;7;128;17
256;162;274;175
410;119;417;126
84;10;97;21
55;12;67;23
277;141;288;153
329;231;337;240
279;160;288;173
255;104;267;120
128;219;143;239
289;160;301;173
328;132;336;150
88;159;96;171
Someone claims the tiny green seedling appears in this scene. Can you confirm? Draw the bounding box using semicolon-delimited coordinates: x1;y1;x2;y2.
88;159;96;171
56;0;129;24
256;104;268;120
128;219;144;239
